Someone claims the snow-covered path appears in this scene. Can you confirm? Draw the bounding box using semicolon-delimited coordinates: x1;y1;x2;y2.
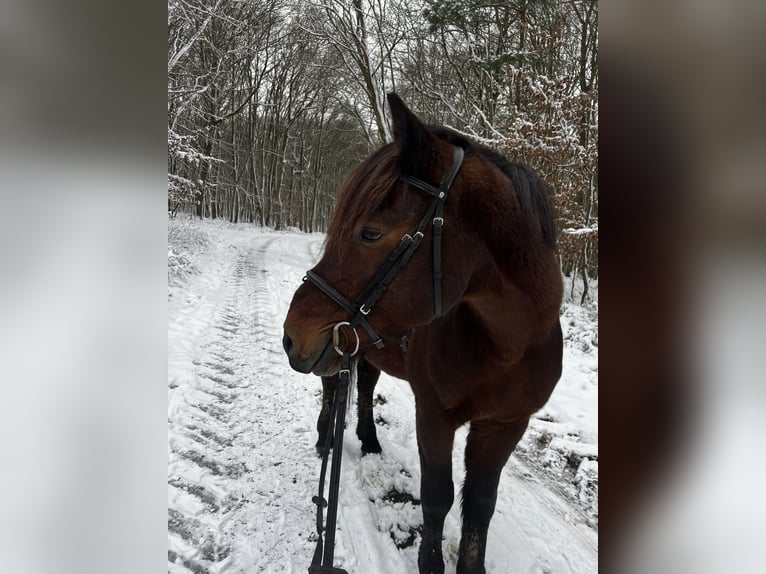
168;220;598;574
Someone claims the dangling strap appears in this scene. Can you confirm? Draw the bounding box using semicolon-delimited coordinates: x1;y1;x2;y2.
308;354;352;574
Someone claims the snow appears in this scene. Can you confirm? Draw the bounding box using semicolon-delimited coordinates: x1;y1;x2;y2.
168;217;598;573
561;227;597;236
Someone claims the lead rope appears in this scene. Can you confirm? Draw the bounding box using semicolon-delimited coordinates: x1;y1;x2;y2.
308;344;354;573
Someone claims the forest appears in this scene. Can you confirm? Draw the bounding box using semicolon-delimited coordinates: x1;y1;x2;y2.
168;0;598;300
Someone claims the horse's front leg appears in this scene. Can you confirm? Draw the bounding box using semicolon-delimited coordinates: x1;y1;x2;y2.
315;374;338;454
417;408;456;574
457;418;529;574
317;358;381;455
356;358;382;455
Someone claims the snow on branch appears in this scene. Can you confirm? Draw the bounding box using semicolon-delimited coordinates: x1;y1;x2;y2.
562;227;598;236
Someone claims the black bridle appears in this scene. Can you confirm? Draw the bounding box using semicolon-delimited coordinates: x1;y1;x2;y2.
304;145;464;573
303;144;464;351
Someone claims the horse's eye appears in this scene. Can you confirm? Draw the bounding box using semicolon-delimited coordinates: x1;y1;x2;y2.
358;228;383;243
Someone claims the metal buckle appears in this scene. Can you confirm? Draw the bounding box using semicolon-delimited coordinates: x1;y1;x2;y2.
433;217;444;226
414;231;424;239
359;303;371;315
332;321;360;357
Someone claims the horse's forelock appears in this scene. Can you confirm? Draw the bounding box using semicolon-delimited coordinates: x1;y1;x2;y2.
326;145;401;257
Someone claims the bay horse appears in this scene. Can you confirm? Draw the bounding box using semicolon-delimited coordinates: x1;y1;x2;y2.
283;94;563;574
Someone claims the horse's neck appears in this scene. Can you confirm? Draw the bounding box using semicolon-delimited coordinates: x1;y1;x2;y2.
369;257;562;385
438;261;560;368
456;286;533;366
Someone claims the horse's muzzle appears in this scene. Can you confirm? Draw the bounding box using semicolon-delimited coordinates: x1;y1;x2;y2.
282;329;339;376
282;330;310;373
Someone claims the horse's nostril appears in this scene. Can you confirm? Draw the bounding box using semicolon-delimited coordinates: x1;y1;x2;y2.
282;331;294;355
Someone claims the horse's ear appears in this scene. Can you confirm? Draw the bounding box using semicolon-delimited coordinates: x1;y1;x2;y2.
387;93;439;176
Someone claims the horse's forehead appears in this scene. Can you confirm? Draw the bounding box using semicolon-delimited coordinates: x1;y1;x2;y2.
342;165;400;216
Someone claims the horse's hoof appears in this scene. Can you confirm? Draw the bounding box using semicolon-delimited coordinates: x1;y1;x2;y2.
315;444;331;457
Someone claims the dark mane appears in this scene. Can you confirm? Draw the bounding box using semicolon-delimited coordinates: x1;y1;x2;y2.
430;126;557;248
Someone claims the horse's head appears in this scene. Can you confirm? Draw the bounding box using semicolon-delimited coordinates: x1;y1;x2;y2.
282;94;484;375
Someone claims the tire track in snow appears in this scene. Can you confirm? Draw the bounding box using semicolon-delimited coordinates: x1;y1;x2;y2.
169;249;257;574
168;232;332;574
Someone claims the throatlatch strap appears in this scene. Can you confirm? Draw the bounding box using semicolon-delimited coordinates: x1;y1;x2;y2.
402;146;464;316
432;214;443;316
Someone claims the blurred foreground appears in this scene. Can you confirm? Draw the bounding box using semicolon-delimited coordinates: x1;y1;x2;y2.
600;1;766;572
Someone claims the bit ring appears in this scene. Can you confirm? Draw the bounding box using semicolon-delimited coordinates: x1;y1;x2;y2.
332;322;360;357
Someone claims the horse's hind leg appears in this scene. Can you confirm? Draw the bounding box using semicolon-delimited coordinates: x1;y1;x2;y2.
458;418;529;574
315;374;338;454
356;358;382;455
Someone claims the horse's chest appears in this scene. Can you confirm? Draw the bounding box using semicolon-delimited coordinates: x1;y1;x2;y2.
366;343;407;380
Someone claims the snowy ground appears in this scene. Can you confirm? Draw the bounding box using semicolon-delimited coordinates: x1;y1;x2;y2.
168;217;598;574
